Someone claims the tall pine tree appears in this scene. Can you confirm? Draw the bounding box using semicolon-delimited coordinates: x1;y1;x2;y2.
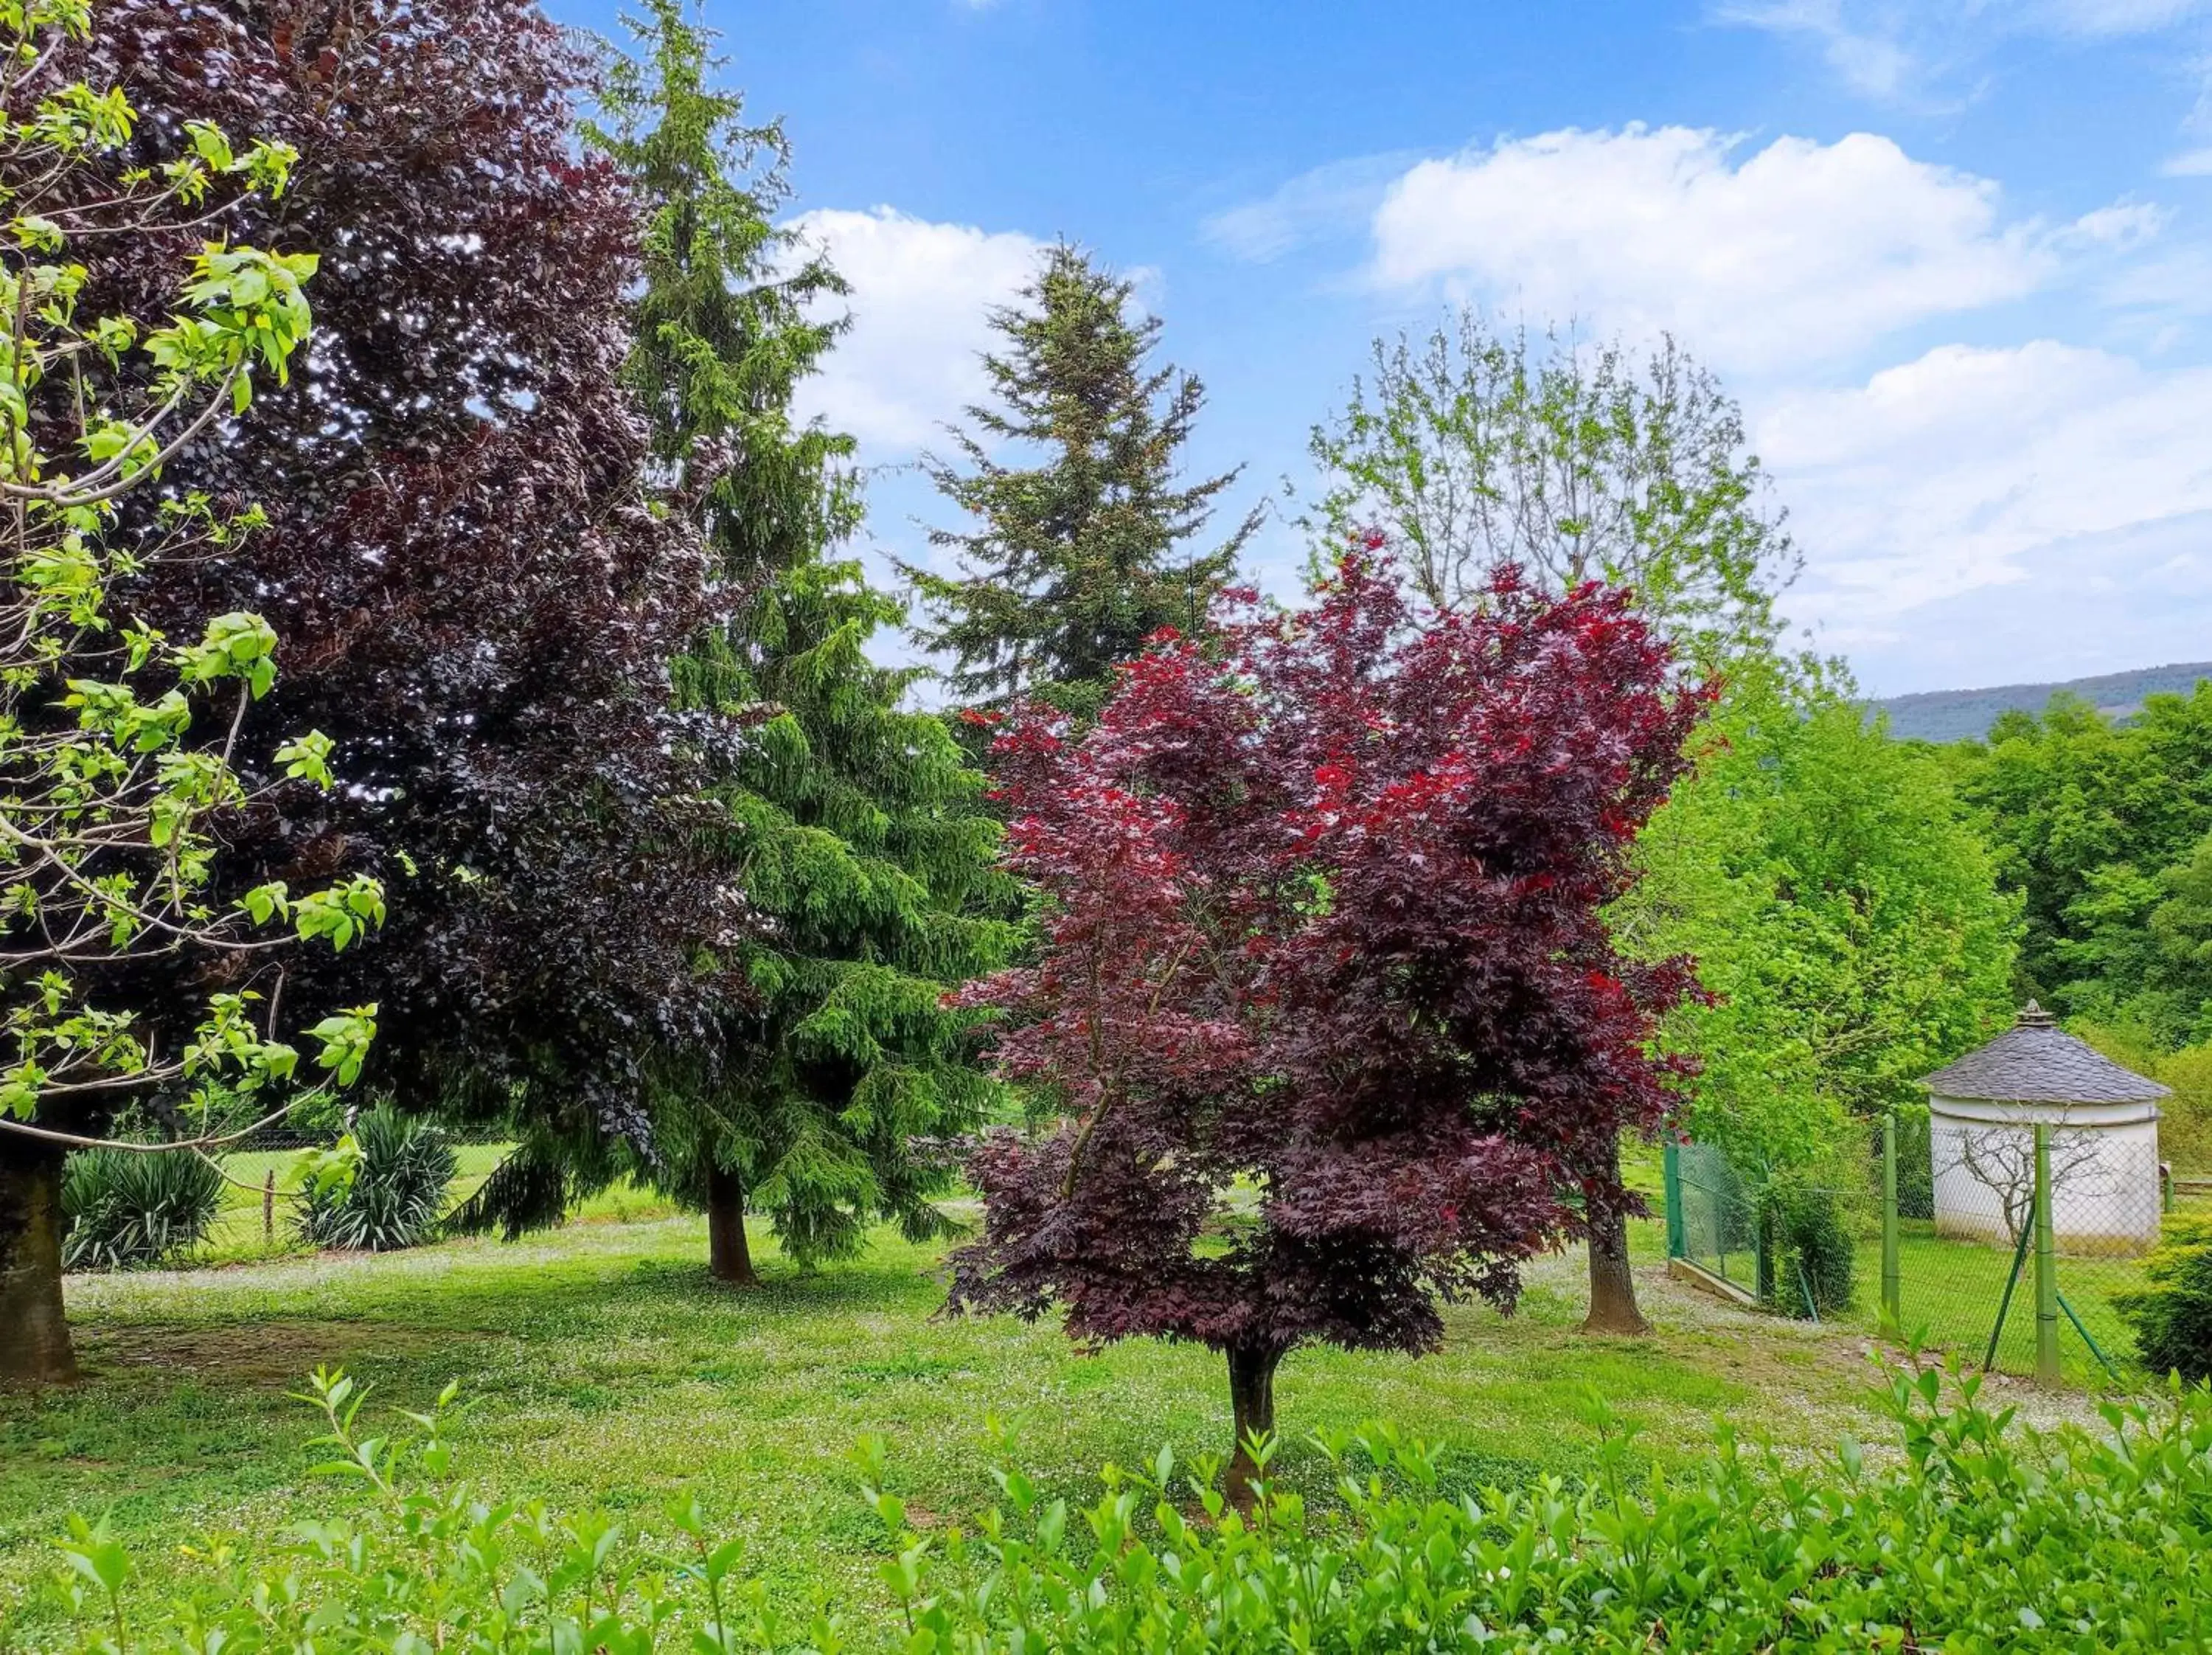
906;246;1259;722
453;4;1018;1280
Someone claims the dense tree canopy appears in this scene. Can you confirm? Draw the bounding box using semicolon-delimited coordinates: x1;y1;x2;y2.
2058;830;2212;1045
1617;676;2020;1176
1306;314;1804;676
907;245;1259;724
524;4;1018;1277
1951;685;2212;1035
63;0;746;1140
949;552;1706;1502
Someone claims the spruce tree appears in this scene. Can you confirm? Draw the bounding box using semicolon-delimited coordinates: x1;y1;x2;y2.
572;4;1017;1280
908;246;1259;722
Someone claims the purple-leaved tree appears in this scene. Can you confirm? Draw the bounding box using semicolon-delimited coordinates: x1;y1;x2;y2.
948;549;1709;1503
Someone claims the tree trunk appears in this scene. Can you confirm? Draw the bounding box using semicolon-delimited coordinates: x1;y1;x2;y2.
1582;1132;1650;1336
0;1134;76;1386
704;1161;759;1286
1223;1342;1283;1512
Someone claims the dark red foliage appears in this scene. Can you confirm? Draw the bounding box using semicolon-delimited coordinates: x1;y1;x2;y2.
949;554;1710;1434
57;3;741;1134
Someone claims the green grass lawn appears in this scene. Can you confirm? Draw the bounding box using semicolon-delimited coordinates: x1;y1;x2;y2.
1876;1194;2212;1387
0;1208;1902;1646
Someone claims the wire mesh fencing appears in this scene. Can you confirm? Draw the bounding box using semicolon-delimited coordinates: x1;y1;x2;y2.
1665;1111;2206;1389
1662;1141;1870;1322
1899;1107;2197;1385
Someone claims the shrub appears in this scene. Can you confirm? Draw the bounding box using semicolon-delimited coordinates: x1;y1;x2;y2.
2071;1021;2212;1173
2148;1040;2212;1173
43;1363;2212;1654
2115;1214;2212;1381
296;1108;456;1252
1757;1179;1857;1319
59;1150;225;1271
1892;1101;1935;1219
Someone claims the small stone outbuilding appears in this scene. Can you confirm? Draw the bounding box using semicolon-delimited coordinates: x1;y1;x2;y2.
1921;1004;2167;1256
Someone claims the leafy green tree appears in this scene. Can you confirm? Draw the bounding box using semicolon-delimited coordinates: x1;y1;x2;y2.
0;0;380;1384
1617;676;2020;1179
2054;829;2212;1044
1952;684;2212;1014
1305;313;1804;676
572;4;1018;1281
906;245;1259;724
1307;313;1809;1332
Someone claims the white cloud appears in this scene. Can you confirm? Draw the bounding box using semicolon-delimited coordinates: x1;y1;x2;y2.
1714;1;1920;99
789;207;1044;451
2061;201;2168;249
1201;153;1420;263
2043;0;2211;33
2163;145;2212;175
1368;126;2074;378
1757;341;2212;667
1332;120;2212;685
1718;1;2211;102
2101;241;2212;315
1845;512;2212;694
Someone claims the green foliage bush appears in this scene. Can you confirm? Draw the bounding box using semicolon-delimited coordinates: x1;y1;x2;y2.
2146;1041;2212;1172
297;1107;456;1252
41;1363;2212;1653
1621;678;2019;1179
2115;1215;2212;1382
1891;1102;1935;1218
1757;1180;1857;1319
59;1148;225;1271
2073;1021;2212;1173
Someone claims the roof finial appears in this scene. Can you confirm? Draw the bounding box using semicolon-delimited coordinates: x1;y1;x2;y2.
2018;999;2055;1028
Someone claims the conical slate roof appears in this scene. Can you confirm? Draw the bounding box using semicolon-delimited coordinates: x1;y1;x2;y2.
1921;1003;2169;1105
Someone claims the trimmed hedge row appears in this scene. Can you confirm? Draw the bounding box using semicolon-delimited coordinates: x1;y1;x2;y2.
44;1363;2212;1653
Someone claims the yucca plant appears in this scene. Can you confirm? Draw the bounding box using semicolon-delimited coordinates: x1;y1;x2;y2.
60;1150;226;1271
297;1107;457;1252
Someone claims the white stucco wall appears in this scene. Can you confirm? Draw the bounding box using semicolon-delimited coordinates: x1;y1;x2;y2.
1929;1094;2163;1256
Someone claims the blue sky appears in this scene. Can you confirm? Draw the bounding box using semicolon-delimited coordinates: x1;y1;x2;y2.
546;0;2212;697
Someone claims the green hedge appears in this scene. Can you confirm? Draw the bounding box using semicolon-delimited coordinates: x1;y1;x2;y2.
2118;1214;2212;1382
41;1364;2212;1653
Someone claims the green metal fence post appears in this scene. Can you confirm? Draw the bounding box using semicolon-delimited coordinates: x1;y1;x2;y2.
2034;1123;2060;1387
1663;1142;1685;1259
2056;1292;2119;1384
1755;1198;1775;1305
1881;1111;1901;1336
1983;1215;2033;1373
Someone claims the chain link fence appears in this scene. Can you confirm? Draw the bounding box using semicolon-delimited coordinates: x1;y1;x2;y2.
1899;1106;2203;1384
1663;1141;1868;1322
1665;1111;2210;1387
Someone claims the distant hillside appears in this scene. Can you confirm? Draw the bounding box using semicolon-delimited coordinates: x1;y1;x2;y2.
1871;662;2212;743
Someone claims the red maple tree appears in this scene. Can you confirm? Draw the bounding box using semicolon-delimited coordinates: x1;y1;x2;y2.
947;551;1710;1502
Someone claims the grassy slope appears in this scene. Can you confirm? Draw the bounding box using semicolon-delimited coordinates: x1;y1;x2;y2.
0;1210;1897;1644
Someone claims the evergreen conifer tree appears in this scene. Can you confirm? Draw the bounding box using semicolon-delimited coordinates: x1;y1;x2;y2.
906;246;1259;722
455;4;1018;1280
